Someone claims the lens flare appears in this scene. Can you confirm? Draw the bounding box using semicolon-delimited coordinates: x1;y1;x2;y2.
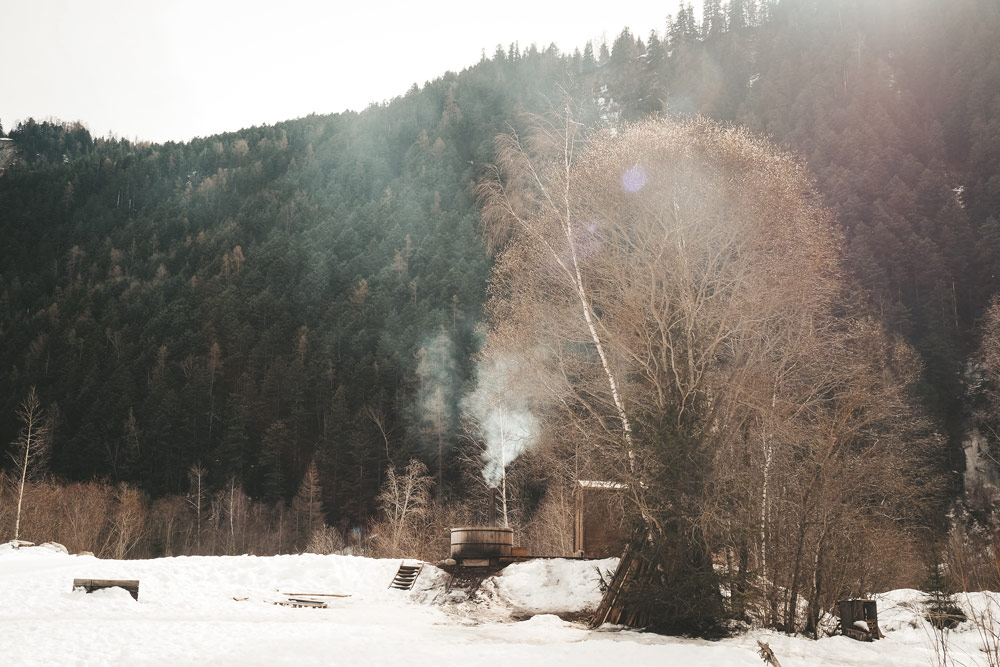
621;165;647;192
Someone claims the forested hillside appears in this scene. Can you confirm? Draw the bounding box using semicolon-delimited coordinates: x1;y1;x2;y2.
1;0;998;535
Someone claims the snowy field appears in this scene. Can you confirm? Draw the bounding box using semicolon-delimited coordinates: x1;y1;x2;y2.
0;542;996;666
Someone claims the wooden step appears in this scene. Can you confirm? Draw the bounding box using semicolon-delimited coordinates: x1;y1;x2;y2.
389;562;424;590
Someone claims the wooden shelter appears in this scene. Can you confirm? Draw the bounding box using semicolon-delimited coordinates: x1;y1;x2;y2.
573;480;629;558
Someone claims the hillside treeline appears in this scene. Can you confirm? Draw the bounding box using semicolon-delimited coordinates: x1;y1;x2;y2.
1;0;999;537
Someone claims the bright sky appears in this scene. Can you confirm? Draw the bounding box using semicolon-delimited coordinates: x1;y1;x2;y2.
2;0;702;144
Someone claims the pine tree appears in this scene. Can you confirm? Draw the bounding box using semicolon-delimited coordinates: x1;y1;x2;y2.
582;42;597;74
703;0;724;37
258;420;289;503
216;393;249;485
727;0;747;31
922;546;964;630
292;459;325;550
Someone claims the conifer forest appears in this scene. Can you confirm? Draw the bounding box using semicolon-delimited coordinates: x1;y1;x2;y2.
3;0;1000;635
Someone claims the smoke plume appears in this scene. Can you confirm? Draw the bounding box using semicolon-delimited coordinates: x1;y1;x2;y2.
461;355;539;488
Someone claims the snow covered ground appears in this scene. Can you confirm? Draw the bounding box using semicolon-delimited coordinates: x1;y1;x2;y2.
0;542;995;666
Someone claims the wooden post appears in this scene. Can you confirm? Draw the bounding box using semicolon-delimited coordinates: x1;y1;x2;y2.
573;482;584;555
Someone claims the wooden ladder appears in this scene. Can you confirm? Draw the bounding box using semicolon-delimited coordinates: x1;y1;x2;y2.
389;562;423;590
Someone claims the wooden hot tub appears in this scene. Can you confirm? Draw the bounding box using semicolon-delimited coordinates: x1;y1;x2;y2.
450;526;514;562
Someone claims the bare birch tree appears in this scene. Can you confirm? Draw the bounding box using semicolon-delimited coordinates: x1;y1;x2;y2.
9;387;50;541
479;107;634;451
373;459;433;557
187;463;207;552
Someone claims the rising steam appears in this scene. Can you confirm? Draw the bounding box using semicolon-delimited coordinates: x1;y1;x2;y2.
462;355;539;488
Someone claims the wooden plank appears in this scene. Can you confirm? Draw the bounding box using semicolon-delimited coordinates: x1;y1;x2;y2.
73;578;140;588
280;593;351;598
590;540;637;628
274;598;327;608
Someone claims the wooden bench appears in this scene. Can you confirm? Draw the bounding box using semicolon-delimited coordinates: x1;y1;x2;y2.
73;578;139;600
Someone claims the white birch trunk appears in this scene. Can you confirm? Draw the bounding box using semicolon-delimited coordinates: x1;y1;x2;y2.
14;429;31;541
558;115;633;451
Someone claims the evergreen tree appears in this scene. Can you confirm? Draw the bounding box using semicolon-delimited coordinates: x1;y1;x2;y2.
216;393;249;485
727;0;747;31
582;41;597;74
703;0;724;37
292;459;325;550
258;420;289;503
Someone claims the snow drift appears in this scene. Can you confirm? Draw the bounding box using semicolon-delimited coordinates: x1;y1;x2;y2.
1;542;997;666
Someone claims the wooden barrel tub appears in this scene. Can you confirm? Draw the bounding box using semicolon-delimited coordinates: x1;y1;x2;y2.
449;526;514;560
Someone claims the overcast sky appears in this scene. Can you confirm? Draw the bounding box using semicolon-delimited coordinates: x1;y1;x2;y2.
2;0;703;144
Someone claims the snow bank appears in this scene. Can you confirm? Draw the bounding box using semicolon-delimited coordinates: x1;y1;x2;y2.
493;557;617;614
3;543;1000;666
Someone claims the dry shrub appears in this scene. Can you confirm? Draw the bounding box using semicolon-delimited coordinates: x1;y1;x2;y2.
305;525;346;554
109;484;148;559
370;460;435;559
1;476;334;558
1;479;153;558
54;481;115;554
519;483;575;557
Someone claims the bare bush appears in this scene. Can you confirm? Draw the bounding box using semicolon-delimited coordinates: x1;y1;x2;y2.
54;481;115;555
0;475;334;559
305;526;346;554
519;482;575;557
109;484;148;559
371;459;434;558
